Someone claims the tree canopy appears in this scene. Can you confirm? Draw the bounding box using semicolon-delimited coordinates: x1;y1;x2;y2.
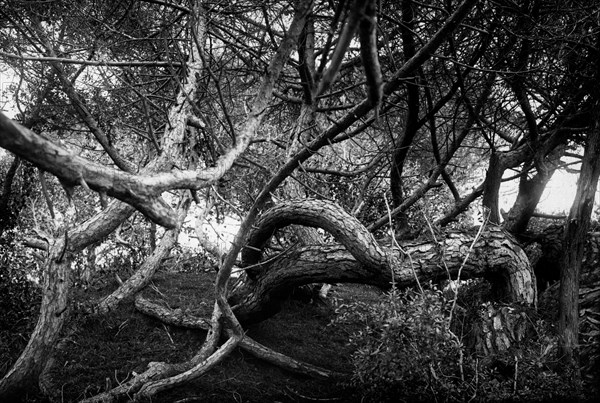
0;0;599;401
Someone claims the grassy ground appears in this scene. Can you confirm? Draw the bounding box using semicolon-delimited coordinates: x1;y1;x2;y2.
2;267;382;402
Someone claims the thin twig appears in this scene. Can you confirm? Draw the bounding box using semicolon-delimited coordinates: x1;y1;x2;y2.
449;210;489;324
162;324;175;345
383;196;424;293
513;356;519;394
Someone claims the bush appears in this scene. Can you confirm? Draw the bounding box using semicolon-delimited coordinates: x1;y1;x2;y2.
334;287;468;402
0;231;41;331
334;284;594;402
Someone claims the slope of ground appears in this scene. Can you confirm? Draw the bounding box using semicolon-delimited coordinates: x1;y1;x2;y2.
2;267;379;402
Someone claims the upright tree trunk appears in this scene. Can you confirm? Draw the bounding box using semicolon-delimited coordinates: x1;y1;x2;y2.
503;165;553;233
0;238;72;398
390;0;420;238
482;152;504;224
558;109;600;367
503;145;565;234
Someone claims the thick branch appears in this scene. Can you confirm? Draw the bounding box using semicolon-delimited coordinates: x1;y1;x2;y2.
0;112;177;227
233;199;536;323
242;199;387;275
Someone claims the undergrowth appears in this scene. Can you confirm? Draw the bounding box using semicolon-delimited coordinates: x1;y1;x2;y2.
1;252;597;402
333;285;595;402
0;232;41;379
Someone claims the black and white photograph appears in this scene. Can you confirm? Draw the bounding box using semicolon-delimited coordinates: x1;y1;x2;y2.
0;0;598;401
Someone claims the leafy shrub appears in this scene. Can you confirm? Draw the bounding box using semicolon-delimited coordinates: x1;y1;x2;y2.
334;287;468;402
0;230;41;331
334;284;595;402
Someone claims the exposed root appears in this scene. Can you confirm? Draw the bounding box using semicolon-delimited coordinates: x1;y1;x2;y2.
135;296;343;380
79;295;342;401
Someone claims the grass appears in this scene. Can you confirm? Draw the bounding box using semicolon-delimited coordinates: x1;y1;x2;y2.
1;267;382;402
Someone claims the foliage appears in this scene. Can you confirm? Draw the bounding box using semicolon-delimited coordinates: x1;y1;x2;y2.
0;231;41;380
0;0;599;399
334;285;596;402
0;229;40;332
334;287;467;402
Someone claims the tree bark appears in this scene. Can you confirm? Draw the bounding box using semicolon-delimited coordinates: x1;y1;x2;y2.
232;199;536;323
482;152;504;224
91;193;191;314
475;303;534;356
0;238;72;399
81;3;318;400
503;166;554;233
558;109;600;367
0;3;209;396
390;0;420;237
503;145;565;234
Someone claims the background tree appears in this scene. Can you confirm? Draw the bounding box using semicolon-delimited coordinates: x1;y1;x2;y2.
0;0;598;400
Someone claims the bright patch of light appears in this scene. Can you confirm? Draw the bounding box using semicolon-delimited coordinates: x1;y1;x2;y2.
1;66;17;119
26;272;40;285
500;167;600;218
536;170;578;214
179;203;240;254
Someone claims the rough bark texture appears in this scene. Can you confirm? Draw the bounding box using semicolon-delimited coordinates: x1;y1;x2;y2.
0;238;72;398
0;4;208;398
474;303;535;356
503;146;564;234
389;0;420;237
558;112;600;366
82;4;319;401
232;199;536;324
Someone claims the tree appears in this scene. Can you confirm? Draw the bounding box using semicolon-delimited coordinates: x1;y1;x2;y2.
558;111;600;368
0;0;598;400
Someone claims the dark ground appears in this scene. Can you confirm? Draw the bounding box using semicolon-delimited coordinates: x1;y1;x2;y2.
2;268;379;402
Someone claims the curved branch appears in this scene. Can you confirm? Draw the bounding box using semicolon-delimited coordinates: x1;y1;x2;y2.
233;199;536;323
242;199;387;275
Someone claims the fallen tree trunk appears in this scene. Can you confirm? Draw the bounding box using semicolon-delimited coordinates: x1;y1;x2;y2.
231;199;536;324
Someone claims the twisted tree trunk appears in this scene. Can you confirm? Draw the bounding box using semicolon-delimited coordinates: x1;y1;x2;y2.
231;199;536;323
0;238;72;399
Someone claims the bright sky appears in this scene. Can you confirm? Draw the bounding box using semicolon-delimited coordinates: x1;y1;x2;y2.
500;168;600;217
0;67;15;160
537;170;577;213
